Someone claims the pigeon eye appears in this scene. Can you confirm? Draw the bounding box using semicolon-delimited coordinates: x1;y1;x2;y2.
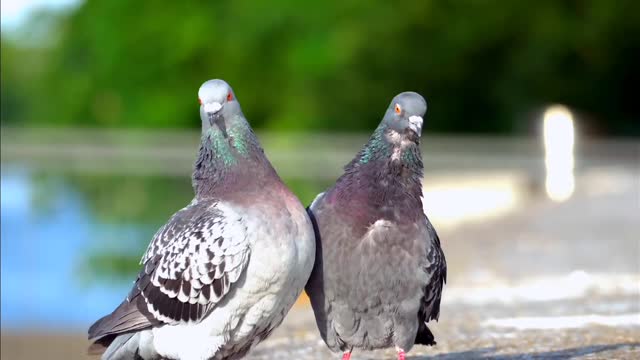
198;98;203;105
227;92;233;102
394;104;402;114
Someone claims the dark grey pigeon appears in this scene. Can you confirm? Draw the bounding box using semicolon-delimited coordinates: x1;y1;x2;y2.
305;92;447;360
88;79;316;360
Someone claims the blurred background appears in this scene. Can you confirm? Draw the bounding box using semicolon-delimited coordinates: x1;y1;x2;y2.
1;0;639;359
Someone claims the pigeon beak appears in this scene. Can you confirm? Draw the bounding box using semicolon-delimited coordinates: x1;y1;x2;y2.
204;102;229;137
204;102;223;127
408;115;423;136
204;102;222;114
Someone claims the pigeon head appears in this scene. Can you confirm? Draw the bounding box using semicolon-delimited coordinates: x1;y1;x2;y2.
381;92;427;143
198;79;242;135
193;79;270;195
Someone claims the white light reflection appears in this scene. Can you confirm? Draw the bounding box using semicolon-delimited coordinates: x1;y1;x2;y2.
423;173;522;229
543;105;575;202
484;313;640;330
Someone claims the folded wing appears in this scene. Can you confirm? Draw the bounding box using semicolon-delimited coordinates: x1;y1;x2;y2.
88;200;251;344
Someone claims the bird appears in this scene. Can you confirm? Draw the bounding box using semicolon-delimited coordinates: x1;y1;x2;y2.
88;79;316;360
304;92;447;360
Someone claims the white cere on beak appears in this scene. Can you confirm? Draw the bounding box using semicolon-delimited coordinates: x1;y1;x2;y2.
204;102;222;113
408;115;423;135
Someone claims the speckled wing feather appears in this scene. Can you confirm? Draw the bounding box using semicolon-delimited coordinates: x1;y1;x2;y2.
89;199;250;342
135;199;250;323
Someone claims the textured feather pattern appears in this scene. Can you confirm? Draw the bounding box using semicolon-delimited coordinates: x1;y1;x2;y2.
131;199;251;324
307;197;446;352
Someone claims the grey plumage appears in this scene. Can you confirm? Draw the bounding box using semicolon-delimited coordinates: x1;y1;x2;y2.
89;79;315;360
305;92;447;357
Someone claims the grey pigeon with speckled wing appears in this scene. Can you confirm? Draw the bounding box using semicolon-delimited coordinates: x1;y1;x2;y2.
304;92;447;360
88;79;316;360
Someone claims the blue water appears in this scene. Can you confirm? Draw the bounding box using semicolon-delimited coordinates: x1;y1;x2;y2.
1;169;141;330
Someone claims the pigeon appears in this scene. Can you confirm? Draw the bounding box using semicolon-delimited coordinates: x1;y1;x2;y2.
304;92;447;360
88;79;316;360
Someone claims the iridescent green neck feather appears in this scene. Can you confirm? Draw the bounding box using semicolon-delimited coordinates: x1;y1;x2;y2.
192;117;266;197
337;123;424;201
207;127;237;166
356;125;392;165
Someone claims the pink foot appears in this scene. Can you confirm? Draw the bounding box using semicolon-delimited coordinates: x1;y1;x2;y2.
341;351;352;360
396;347;406;360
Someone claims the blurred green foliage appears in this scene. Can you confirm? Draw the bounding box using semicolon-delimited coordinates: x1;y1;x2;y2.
2;0;639;134
70;174;194;280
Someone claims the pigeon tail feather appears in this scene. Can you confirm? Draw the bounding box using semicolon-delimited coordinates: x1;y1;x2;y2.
100;332;140;360
414;324;436;346
88;298;153;343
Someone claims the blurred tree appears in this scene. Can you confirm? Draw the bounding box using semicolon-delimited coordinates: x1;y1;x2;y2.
1;0;639;135
1;38;47;125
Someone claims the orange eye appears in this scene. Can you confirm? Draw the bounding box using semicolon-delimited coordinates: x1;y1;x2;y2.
394;104;402;114
198;98;203;105
227;92;233;101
